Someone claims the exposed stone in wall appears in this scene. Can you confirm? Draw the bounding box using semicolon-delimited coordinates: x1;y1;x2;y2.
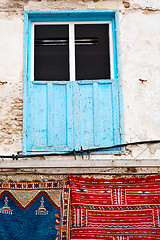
1;0;160;14
0;166;160;181
0;95;23;153
129;0;160;11
0;13;23;154
123;1;130;8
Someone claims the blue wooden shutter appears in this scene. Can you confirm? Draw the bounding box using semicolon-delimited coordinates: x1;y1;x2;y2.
73;80;120;150
26;81;120;152
26;81;74;152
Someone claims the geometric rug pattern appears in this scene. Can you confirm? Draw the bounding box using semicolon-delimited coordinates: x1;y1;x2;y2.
0;180;70;240
69;174;160;240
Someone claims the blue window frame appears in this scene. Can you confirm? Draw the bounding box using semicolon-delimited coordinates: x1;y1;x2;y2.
23;10;124;154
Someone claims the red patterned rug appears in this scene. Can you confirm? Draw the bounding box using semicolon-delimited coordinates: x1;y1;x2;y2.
69;174;160;240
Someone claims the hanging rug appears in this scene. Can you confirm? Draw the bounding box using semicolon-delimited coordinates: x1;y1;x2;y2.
69;174;160;240
0;180;70;240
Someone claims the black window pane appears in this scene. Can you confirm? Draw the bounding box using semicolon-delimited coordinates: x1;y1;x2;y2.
75;24;110;80
34;25;69;81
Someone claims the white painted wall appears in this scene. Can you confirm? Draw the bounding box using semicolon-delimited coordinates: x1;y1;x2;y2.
0;0;159;173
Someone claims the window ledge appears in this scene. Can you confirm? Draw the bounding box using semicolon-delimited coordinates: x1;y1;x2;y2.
0;158;159;169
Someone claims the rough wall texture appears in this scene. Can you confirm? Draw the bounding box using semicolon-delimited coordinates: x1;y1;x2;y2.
0;0;160;177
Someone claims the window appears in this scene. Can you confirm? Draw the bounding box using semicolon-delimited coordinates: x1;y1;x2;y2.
34;23;111;81
23;11;124;154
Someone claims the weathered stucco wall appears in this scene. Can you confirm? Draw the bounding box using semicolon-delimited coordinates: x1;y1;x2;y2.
0;0;160;176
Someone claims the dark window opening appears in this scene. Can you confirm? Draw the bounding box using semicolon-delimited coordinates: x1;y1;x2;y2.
34;25;69;81
75;24;110;80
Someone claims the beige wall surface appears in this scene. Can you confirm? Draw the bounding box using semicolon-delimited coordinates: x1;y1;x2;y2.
0;0;160;176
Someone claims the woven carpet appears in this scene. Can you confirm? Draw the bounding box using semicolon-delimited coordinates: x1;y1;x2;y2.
69;174;160;240
0;180;70;240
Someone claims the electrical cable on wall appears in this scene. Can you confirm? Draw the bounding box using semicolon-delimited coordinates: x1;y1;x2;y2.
0;140;159;160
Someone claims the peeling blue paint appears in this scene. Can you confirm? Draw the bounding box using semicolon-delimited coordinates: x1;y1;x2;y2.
23;10;124;155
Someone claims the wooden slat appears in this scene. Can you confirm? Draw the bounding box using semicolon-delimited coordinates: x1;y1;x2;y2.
93;82;99;146
47;82;53;146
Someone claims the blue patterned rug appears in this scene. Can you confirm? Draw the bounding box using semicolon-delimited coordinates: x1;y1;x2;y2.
0;180;70;240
